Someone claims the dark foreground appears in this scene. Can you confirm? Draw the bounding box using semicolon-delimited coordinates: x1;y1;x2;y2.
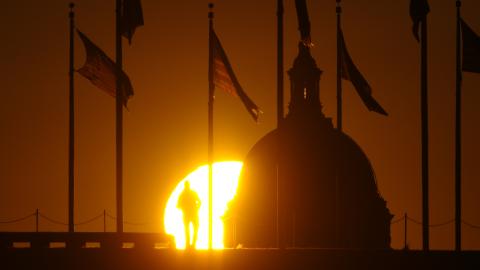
2;248;480;270
0;233;479;269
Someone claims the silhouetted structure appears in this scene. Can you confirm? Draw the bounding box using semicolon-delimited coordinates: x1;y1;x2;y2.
177;181;201;249
225;0;391;249
226;44;392;249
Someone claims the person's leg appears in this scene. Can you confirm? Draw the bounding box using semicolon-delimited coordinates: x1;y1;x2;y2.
184;217;190;248
192;215;199;248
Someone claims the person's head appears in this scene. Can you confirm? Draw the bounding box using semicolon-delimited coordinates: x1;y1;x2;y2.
184;181;190;190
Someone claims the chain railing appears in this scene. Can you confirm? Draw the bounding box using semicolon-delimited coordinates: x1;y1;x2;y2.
2;210;480;248
0;210;154;232
389;212;480;249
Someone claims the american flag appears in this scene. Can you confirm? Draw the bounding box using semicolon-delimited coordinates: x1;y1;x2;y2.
77;30;134;107
210;30;261;122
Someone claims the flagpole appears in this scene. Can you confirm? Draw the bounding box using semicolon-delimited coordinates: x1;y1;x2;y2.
336;0;342;132
208;3;215;250
420;3;429;251
334;0;343;248
455;0;462;252
68;2;75;234
277;0;284;127
276;0;284;249
115;0;124;234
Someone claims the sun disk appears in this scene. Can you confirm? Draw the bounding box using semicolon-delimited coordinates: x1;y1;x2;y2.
164;161;243;249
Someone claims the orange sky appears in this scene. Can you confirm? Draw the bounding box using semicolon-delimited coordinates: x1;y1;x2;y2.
1;0;480;250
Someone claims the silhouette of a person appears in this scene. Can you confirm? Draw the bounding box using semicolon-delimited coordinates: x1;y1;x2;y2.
177;181;201;249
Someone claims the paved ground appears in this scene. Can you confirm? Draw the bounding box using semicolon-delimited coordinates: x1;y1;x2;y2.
1;248;480;270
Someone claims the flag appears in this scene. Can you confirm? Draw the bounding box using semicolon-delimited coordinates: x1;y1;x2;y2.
410;0;430;42
340;30;388;116
294;0;312;47
461;18;480;73
121;0;144;44
210;30;261;121
77;30;134;106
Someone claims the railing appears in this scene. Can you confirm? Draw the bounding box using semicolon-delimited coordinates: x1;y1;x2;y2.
390;213;480;249
0;209;153;232
2;210;480;250
0;210;172;249
0;232;173;249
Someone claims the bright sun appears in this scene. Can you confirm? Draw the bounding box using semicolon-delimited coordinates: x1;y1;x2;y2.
164;161;243;249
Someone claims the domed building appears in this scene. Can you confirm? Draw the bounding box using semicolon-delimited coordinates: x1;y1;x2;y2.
225;44;392;249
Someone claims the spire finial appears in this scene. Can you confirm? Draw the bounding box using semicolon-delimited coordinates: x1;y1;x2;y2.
336;0;342;14
69;2;75;18
208;3;214;20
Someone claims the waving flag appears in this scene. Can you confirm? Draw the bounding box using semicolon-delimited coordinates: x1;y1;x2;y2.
410;0;430;42
121;0;144;44
461;19;480;73
77;30;134;106
340;30;387;116
294;0;312;47
210;30;261;121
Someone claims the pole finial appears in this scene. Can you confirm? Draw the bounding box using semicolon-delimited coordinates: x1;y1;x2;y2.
277;0;284;14
456;0;461;8
336;0;342;14
69;2;75;18
208;3;214;19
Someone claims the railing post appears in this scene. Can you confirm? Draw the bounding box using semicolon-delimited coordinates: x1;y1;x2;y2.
104;210;106;233
35;209;39;232
292;211;296;248
404;213;408;249
233;220;236;244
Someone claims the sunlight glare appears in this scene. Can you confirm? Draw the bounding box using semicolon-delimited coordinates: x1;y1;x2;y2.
164;161;242;249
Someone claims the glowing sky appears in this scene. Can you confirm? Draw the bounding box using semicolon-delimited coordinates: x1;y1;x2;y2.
1;0;480;250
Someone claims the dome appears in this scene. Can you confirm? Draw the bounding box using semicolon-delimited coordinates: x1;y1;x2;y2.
224;44;392;249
